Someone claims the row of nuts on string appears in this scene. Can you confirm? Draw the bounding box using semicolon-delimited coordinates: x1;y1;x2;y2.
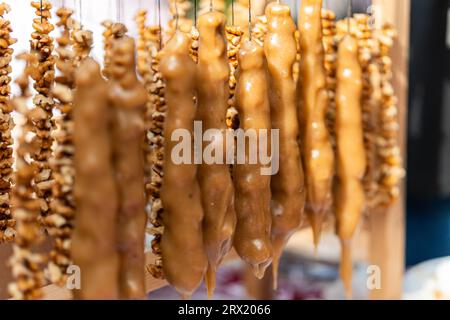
0;3;16;242
29;0;56;226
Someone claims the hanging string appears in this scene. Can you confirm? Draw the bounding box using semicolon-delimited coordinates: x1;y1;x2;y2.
175;0;179;31
194;0;197;28
62;0;66;7
248;0;252;40
347;0;352;34
232;0;235;25
209;0;213;12
157;0;162;48
116;0;122;22
79;0;83;29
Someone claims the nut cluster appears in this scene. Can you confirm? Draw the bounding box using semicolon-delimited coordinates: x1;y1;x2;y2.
0;3;16;242
29;0;56;225
225;25;243;130
146;49;166;280
9;54;47;300
252;15;267;46
102;21;127;79
354;14;383;208
45;6;75;286
375;23;405;207
190;26;199;63
321;9;337;149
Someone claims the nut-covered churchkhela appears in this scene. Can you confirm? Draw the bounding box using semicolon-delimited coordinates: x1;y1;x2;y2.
72;58;120;299
375;24;404;209
102;21;127;79
196;11;236;297
135;14;164;266
335;34;366;299
322;8;338;149
29;0;56;226
160;31;207;298
47;7;93;286
146;30;166;280
297;0;334;246
46;6;75;286
109;37;147;299
264;2;305;289
354;15;382;210
225;25;243;130
9;53;47;300
0;3;16;242
234;39;272;280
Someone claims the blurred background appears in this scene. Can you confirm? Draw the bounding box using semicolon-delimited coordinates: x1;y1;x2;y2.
0;0;449;300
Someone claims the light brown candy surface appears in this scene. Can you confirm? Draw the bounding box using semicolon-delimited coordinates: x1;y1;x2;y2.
297;0;334;246
196;11;236;297
335;35;366;298
160;31;207;298
109;37;147;299
264;3;305;289
234;39;272;280
72;58;119;300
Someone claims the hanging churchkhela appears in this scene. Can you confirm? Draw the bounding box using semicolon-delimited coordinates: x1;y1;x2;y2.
264;2;305;289
102;20;127;79
29;0;56;227
72;58;120;299
234;39;272;280
375;24;404;210
196;11;236;297
0;3;16;242
297;0;334;246
135;13;164;273
109;37;147;299
47;6;94;285
225;24;243;130
146;27;166;281
334;33;366;299
9;54;47;300
322;8;338;149
160;30;207;299
46;6;76;285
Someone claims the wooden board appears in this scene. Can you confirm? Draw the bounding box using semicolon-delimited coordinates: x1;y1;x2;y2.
369;0;411;300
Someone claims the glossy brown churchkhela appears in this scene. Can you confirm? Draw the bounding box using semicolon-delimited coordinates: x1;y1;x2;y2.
8;54;47;300
264;2;305;289
0;3;16;242
29;0;56;227
72;58;119;299
196;11;236;297
335;35;366;299
109;37;147;299
297;0;334;246
234;39;272;280
160;31;207;298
